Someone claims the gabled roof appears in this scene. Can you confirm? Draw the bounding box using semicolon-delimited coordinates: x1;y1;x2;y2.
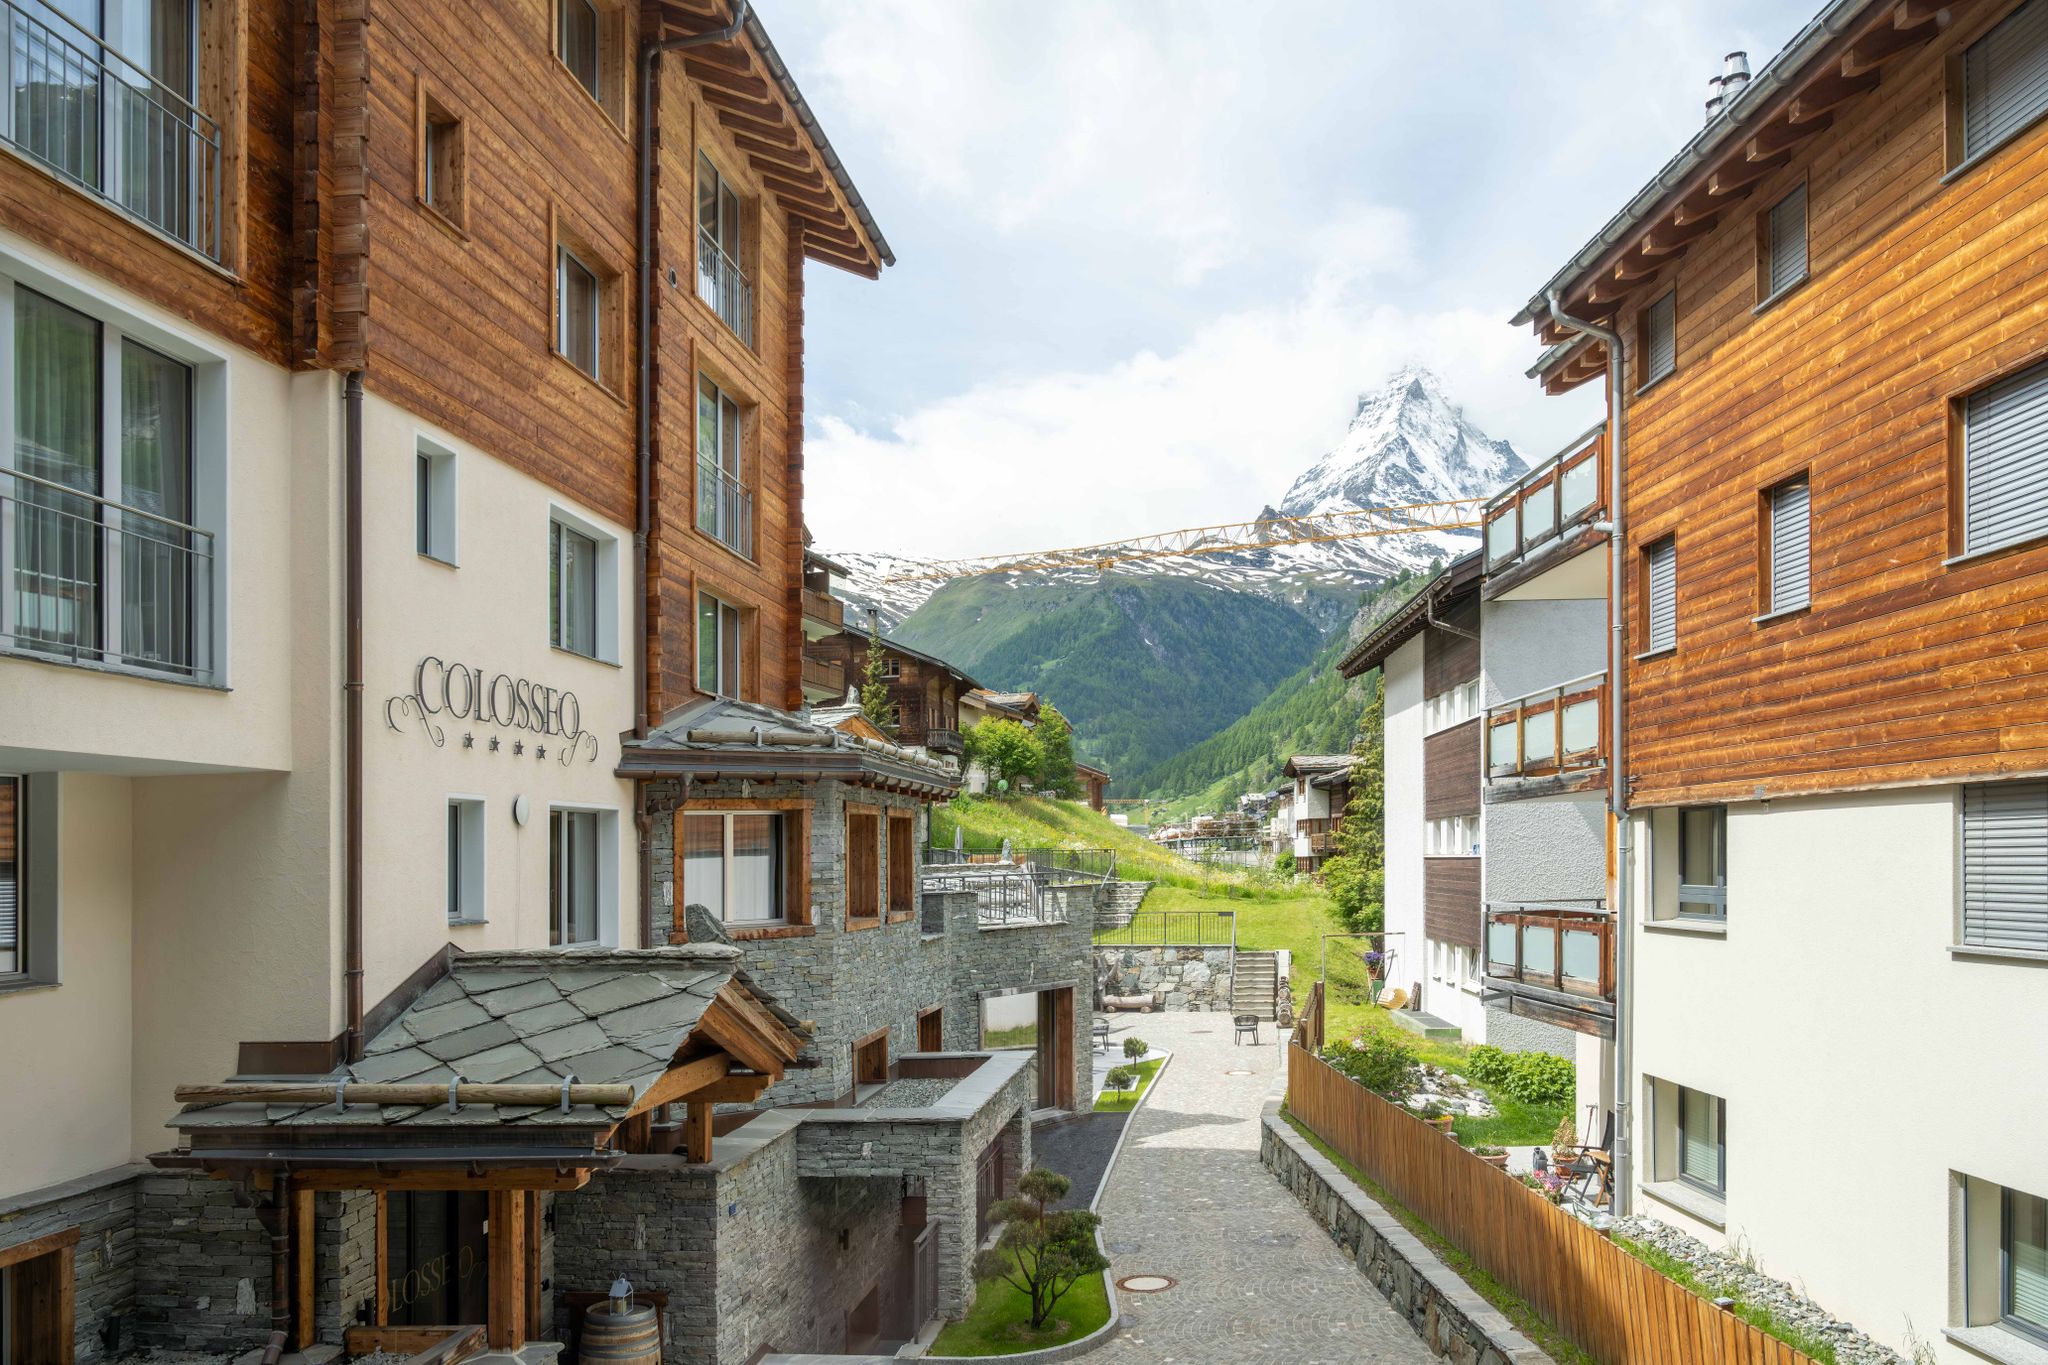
1336;551;1483;679
827;630;983;692
1073;761;1110;781
1284;754;1355;779
620;695;961;797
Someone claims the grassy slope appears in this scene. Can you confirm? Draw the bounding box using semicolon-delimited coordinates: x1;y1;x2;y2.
895;574;1321;790
933;796;1288;897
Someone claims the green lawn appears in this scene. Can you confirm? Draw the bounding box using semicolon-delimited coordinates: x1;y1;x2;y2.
929;1252;1112;1357
1093;1055;1163;1111
935;796;1288;896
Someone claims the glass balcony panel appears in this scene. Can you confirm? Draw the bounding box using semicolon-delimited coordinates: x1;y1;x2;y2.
1523;487;1556;542
1487;721;1517;771
1486;509;1518;563
1561;928;1600;983
1486;919;1517;973
1562;697;1599;754
1522;714;1556;765
1521;924;1557;976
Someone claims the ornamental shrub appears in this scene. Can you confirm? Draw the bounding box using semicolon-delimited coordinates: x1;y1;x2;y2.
1463;1046;1575;1105
1465;1044;1512;1088
1320;1031;1417;1099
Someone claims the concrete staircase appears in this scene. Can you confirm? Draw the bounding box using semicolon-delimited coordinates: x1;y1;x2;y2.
1231;950;1280;1020
1097;880;1155;929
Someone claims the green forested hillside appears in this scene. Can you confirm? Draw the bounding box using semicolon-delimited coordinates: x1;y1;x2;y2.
894;573;1321;790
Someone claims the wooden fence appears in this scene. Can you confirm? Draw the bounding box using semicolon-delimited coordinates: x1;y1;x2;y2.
1284;993;1817;1365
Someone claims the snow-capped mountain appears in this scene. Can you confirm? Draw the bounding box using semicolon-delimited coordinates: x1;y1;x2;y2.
825;367;1528;633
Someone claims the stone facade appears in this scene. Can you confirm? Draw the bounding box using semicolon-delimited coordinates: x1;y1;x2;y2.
315;1190;377;1342
1094;946;1233;1011
0;1165;144;1363
132;1172;273;1354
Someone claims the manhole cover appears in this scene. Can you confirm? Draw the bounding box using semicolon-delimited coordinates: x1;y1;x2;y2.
1117;1274;1177;1293
1106;1241;1141;1255
1224;1068;1255;1076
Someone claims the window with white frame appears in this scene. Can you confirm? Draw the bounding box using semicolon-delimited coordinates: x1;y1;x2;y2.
1960;779;2048;952
1958;0;2048;167
5;283;219;680
1677;806;1727;920
1763;475;1810;615
1426;814;1479;857
446;797;484;924
697;591;742;697
1959;356;2048;558
549;512;615;662
549;807;613;947
682;812;787;924
416;438;456;564
1676;1084;1725;1193
1423;679;1479;735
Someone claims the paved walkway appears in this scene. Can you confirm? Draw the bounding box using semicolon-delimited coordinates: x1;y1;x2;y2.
1090;1013;1435;1365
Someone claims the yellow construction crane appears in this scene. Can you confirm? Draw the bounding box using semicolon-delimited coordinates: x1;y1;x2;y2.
877;497;1487;584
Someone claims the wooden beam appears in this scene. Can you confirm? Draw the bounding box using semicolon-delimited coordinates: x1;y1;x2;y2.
1841;13;1924;76
285;1167;593;1193
174;1081;636;1108
709;107;802;149
1708;150;1788;197
684;1101;713;1163
681;56;773;101
759;173;842;217
374;1191;389;1324
1613;252;1660;283
625;1052;732;1117
1640;214;1717;256
699;83;787;125
1747;112;1830;162
293;1188;316;1350
684;1073;774;1103
1788;69;1879;123
693;997;787;1076
730;130;820;176
486;1190;526;1351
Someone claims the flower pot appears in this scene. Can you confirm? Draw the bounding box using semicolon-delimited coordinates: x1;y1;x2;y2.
1479;1152;1510;1171
1427;1116;1455;1136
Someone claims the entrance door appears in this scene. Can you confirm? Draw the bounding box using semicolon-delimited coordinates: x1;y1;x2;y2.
975;1140;1003;1242
385;1191;490;1325
1034;987;1075;1110
909;1221;937;1334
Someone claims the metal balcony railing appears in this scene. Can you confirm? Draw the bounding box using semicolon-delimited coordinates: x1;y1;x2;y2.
3;466;214;678
696;460;753;559
1486;671;1606;782
1484;426;1605;571
2;0;221;260
696;227;753;346
1484;900;1613;1001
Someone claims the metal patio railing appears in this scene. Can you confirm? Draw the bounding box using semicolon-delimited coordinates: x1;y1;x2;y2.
920;864;1075;928
697;226;754;345
2;0;222;260
696;459;753;559
3;465;214;678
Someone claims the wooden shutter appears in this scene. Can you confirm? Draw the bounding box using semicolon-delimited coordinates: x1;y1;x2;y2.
1644;292;1675;384
846;809;880;922
1766;186;1807;298
1645;538;1677;652
1767;478;1810;612
1961;780;2048;951
1963;357;2048;554
1964;0;2048;161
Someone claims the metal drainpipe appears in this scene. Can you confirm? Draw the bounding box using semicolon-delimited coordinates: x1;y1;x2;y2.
344;371;365;1060
634;0;751;947
1544;290;1631;1216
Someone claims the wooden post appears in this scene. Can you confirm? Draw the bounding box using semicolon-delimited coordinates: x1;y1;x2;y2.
684;1100;713;1163
523;1195;544;1343
486;1190;528;1350
293;1188;316;1350
373;1191;389;1325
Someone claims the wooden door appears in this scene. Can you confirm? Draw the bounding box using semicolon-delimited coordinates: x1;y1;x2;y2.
1035;987;1075;1110
917;1007;942;1052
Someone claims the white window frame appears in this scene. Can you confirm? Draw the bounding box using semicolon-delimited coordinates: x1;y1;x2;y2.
1425;814;1479;858
416;434;457;566
0;259;230;684
681;810;787;925
1423;679;1479;735
548;804;618;948
1676;805;1728;921
1675;1084;1726;1194
547;506;618;664
446;795;485;925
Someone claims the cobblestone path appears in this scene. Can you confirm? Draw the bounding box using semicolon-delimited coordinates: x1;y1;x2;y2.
1090;1013;1436;1365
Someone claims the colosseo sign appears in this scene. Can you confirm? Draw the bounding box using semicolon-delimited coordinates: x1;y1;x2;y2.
384;656;599;765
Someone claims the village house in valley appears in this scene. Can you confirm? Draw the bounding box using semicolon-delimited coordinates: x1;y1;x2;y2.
1513;0;2048;1356
0;1;1096;1360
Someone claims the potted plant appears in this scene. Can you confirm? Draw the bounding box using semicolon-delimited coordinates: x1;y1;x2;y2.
1550;1115;1578;1164
1363;949;1386;980
1419;1102;1455;1136
1474;1145;1510;1171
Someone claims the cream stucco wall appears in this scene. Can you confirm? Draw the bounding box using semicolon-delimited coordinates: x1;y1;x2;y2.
1382;638;1425;996
0;776;133;1199
357;394;640;1007
1626;787;2048;1363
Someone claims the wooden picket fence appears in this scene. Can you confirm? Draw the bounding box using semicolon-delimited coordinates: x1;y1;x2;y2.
1285;989;1816;1365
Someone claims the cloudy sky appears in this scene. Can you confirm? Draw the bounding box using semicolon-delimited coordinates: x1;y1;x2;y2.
771;0;1805;560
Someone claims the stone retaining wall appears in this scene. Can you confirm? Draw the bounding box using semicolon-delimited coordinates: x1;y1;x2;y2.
0;1164;144;1363
1260;1105;1550;1365
1094;946;1232;1011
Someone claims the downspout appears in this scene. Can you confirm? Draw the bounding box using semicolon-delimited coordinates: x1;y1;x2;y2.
344;371;365;1061
635;0;751;946
1544;290;1631;1215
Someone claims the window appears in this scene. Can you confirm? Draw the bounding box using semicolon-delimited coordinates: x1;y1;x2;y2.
1638;290;1675;389
682;812;786;924
1677;1085;1725;1193
1960;356;2048;557
696;591;742;697
7;285;211;678
1426;814;1478;857
697;153;754;344
559;0;600;95
887;810;916;917
416;439;456;564
555;0;625;120
1758;184;1808;304
417;84;466;230
0;775;52;987
1424;680;1479;734
878;656;902;680
1677;806;1727;920
696;376;751;557
556;246;600;378
1961;780;2048;952
384;1191;489;1325
0;775;20;976
446;797;483;924
2006;1186;2048;1344
550;519;598;657
1958;0;2048;167
1642;536;1677;654
853;1029;889;1088
1763;476;1810;615
917;1006;943;1052
846;806;881;925
549;807;608;946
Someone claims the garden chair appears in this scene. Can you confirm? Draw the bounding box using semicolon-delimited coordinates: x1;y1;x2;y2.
1092;1018;1111;1054
1233;1013;1260;1045
1556;1112;1615;1207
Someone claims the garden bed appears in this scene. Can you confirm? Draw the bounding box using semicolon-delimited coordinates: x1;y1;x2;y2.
928;1250;1113;1358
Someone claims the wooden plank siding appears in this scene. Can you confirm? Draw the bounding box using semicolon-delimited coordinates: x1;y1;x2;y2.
1423;719;1480;821
1602;0;2048;807
1420;606;1480;699
1423;856;1480;950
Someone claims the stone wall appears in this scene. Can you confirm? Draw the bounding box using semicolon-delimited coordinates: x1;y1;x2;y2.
0;1165;143;1363
132;1172;273;1354
1261;1108;1549;1365
314;1190;376;1342
551;1161;718;1362
1094;946;1233;1011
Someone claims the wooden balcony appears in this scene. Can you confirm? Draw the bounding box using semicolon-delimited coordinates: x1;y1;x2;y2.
1484;673;1606;800
1298;817;1343;856
801;654;844;698
1482;429;1606;590
1481;901;1614;1038
801;587;844;637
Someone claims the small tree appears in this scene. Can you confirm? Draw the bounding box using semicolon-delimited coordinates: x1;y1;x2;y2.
1102;1065;1136;1107
974;1168;1109;1330
1034;703;1079;796
859;619;895;737
963;718;1042;792
1122;1036;1150;1064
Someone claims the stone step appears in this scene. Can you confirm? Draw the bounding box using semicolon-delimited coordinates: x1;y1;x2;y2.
1387;1009;1462;1042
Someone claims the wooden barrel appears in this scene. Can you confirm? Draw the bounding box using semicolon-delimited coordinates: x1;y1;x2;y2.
581;1302;661;1365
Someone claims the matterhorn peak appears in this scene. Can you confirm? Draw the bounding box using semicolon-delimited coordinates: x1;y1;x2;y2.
1285;368;1527;522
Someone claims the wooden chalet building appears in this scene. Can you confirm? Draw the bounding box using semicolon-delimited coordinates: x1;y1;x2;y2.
806;630;980;756
1512;0;2048;1356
